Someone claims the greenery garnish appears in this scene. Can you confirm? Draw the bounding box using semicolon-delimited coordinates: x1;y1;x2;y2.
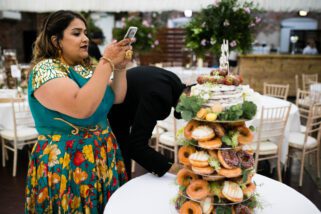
176;94;205;121
218;101;257;121
249;125;256;132
208;157;221;170
216;206;233;214
222;131;239;148
209;181;222;197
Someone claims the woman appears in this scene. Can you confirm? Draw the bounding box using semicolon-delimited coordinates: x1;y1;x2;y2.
25;10;133;213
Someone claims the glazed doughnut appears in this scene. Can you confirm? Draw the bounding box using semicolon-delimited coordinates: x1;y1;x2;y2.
191;126;215;141
191;165;215;175
210;123;225;137
176;168;198;187
218;150;240;169
222;181;243;203
184;120;199;140
189;151;210;167
237;150;254;169
178;146;196;166
208;150;218;159
242;182;256;198
198;137;222;150
217;167;242;178
179;201;202;214
237;126;254;145
186;179;210;200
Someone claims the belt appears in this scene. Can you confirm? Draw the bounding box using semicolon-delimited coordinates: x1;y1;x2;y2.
53;117;100;135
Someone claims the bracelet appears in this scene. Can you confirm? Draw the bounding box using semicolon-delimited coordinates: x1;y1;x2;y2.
100;56;114;72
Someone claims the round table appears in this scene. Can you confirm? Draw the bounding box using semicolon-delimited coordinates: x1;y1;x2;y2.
104;173;320;214
310;83;321;93
247;95;301;163
163;67;212;85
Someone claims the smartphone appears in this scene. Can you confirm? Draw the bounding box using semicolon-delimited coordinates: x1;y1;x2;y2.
123;26;138;44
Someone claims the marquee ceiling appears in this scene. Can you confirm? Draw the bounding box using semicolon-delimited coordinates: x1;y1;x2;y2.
0;0;320;12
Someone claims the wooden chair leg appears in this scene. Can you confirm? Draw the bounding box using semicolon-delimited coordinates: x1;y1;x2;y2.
299;152;306;187
1;138;5;167
13;148;18;177
317;149;320;178
277;158;282;182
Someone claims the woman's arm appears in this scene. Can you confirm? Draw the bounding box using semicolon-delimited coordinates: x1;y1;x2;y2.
34;39;132;119
111;69;127;104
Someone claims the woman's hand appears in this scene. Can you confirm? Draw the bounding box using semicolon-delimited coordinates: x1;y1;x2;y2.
102;38;134;67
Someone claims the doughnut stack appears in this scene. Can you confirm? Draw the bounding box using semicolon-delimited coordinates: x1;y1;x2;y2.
174;68;258;214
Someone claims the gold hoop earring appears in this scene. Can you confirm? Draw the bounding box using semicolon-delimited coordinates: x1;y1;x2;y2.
58;49;62;57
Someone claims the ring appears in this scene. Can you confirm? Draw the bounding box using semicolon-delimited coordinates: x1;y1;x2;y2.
125;50;133;60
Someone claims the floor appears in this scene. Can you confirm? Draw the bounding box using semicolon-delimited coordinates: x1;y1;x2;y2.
0;146;321;213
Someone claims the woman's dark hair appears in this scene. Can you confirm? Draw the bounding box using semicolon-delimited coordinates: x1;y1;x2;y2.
31;10;89;67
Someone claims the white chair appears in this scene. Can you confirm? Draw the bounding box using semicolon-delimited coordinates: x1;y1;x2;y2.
156;108;186;163
245;105;291;182
295;89;321;133
0;97;38;177
263;83;289;100
302;73;318;91
287;103;321;186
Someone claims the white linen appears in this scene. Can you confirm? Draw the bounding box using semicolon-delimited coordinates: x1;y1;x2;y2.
246;95;301;163
310;83;321;93
163;67;212;85
104;173;320;214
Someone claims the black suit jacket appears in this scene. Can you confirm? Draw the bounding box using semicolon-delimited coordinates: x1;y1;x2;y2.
108;66;185;178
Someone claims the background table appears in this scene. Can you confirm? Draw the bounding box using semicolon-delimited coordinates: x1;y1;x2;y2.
104;173;320;214
247;95;301;163
163;67;212;85
310;83;321;93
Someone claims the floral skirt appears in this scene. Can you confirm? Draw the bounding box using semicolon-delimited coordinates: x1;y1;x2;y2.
25;127;127;213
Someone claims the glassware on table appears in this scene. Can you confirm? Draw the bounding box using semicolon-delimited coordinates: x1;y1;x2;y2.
290;35;299;54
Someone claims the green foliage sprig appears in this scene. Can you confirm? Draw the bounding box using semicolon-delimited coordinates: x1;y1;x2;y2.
185;0;261;57
113;17;159;53
176;94;205;121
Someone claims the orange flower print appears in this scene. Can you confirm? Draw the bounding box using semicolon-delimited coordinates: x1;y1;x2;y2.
73;151;85;166
107;136;113;153
37;187;49;204
73;167;88;184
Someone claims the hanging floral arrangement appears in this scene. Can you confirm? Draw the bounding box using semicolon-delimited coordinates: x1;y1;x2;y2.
185;0;262;57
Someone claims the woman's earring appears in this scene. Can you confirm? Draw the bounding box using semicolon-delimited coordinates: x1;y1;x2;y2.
58;49;62;57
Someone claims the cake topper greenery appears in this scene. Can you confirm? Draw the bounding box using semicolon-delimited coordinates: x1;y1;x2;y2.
184;0;262;57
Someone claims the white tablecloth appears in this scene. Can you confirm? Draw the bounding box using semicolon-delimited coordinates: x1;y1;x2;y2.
247;95;300;163
163;67;212;85
104;173;320;214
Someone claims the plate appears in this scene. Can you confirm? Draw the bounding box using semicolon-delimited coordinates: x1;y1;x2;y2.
193;118;247;124
180;192;255;206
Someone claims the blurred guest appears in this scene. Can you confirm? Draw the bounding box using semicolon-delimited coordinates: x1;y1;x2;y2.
303;39;318;55
25;10;133;213
88;30;105;61
108;66;186;179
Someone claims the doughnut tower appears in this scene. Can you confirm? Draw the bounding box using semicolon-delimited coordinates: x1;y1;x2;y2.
174;41;259;214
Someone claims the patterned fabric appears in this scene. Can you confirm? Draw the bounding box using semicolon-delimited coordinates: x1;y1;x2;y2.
25;59;127;213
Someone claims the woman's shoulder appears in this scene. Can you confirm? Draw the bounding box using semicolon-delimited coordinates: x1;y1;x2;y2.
33;59;69;74
31;59;69;91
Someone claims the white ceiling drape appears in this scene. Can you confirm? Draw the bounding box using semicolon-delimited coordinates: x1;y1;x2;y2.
0;0;321;12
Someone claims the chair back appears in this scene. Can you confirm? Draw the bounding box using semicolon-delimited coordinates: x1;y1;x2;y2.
263;83;289;100
302;73;318;91
304;103;321;146
296;89;321;125
295;75;300;92
256;105;292;142
0;89;18;98
0;97;35;141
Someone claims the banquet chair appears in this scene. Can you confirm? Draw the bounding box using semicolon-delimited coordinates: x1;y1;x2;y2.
263;83;289;100
295;89;321;133
295;75;300;92
245;105;291;182
302;73;318;91
0;97;38;177
156;108;186;163
287;103;321;186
